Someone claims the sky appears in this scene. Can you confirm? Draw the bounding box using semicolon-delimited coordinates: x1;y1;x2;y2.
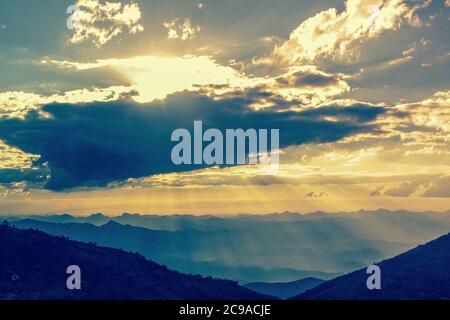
0;0;449;215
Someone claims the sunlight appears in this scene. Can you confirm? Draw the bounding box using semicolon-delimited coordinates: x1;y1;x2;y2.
50;55;258;103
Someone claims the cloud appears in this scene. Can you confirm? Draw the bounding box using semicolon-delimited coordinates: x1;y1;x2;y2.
163;18;201;40
276;70;340;87
423;176;450;197
305;191;327;198
404;146;450;157
0;86;135;119
0;92;386;190
383;174;448;198
45;56;350;106
0;168;47;185
0;140;40;170
370;186;384;196
45;55;258;103
396;90;450;134
272;66;351;100
69;0;144;47
366;90;450;161
384;181;424;197
201;65;351;110
268;0;431;65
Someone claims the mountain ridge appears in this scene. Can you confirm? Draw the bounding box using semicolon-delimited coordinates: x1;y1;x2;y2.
292;232;450;300
0;223;273;300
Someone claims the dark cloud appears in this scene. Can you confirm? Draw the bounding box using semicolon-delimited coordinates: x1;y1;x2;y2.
276;71;338;87
369;186;384;197
304;191;327;198
380;175;450;198
0;92;386;190
0;58;132;95
297;102;385;123
0;168;47;184
384;179;430;198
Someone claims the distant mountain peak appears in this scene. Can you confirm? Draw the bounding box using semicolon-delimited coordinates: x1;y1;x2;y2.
101;220;122;228
58;213;74;218
90;213;106;217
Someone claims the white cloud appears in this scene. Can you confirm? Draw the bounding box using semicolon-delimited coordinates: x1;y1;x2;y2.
397;90;450;134
0;141;40;170
43;54;351;108
253;66;351;109
0;86;133;119
46;55;260;103
69;0;144;47
163;18;201;41
270;0;431;65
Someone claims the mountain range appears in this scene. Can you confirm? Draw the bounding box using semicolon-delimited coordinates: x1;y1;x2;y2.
4;210;450;283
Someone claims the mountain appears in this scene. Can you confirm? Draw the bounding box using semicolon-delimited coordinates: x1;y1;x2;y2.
0;223;272;300
293;233;450;300
8;210;450;283
5;209;450;231
163;260;337;284
10;219;339;282
244;277;324;299
0;213;110;226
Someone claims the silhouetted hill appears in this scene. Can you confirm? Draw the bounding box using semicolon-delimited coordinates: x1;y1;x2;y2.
293;233;450;300
0;223;272;300
244;277;324;299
